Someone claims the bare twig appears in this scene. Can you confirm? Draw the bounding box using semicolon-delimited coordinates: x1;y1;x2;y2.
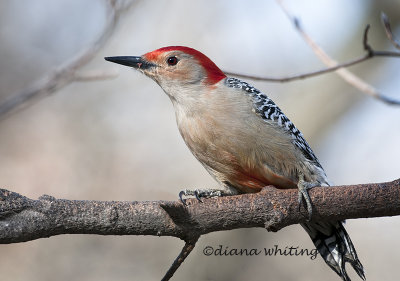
381;12;400;50
224;54;372;82
0;0;136;121
161;236;199;281
277;0;400;105
225;2;400;105
224;44;400;83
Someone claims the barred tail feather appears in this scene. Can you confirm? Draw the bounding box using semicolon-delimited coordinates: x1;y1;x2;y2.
301;221;365;281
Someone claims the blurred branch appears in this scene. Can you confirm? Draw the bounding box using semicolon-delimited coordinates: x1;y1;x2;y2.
381;12;400;50
226;3;400;105
1;179;399;280
0;0;136;121
73;69;119;81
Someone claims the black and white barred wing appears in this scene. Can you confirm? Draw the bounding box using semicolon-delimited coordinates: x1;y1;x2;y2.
225;77;322;169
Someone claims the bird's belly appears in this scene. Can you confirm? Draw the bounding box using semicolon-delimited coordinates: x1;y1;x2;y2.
175;104;300;193
186;140;298;193
226;163;298;193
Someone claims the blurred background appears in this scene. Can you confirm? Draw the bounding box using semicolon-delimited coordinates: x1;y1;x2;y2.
0;0;399;280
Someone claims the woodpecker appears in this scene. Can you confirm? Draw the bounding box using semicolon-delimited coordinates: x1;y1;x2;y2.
105;46;365;281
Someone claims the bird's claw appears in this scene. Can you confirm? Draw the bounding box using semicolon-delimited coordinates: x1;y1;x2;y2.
297;176;318;221
178;188;223;205
179;189;202;205
179;190;187;205
194;190;203;202
298;187;313;221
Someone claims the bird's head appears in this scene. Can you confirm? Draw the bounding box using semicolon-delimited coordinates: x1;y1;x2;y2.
105;46;226;101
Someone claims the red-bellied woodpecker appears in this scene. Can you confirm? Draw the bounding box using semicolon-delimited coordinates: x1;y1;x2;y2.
105;46;365;281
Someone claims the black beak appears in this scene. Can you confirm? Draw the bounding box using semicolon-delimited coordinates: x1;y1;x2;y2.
104;56;155;70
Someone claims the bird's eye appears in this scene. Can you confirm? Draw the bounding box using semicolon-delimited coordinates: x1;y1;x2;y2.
167;56;178;66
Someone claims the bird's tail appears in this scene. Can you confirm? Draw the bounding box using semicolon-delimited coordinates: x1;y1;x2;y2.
301;221;365;281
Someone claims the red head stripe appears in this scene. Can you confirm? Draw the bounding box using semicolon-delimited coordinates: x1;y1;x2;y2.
144;46;226;84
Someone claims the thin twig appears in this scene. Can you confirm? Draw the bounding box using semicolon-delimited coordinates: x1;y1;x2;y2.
225;39;400;83
225;2;400;105
277;0;400;105
381;12;400;50
161;236;200;281
225;54;371;82
0;0;136;121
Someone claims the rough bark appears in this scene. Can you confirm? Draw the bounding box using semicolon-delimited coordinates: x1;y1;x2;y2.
1;178;399;244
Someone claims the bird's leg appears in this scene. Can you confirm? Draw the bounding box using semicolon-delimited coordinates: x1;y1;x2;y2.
297;173;319;221
179;187;238;205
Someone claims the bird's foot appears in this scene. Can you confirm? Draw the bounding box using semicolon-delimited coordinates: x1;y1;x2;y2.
297;175;319;221
179;188;229;205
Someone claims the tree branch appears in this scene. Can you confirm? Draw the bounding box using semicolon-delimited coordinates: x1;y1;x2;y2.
1;178;399;245
2;179;399;280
